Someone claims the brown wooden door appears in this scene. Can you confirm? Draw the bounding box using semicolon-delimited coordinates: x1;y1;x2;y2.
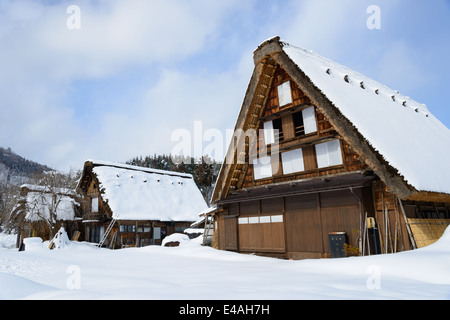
285;194;323;253
224;216;238;251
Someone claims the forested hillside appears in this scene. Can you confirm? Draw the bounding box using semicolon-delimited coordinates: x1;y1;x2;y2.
0;147;52;185
0;147;54;231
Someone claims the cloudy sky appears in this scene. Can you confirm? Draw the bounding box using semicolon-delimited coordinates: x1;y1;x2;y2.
0;0;449;172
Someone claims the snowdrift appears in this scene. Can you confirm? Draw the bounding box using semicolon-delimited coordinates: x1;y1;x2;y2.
0;226;449;300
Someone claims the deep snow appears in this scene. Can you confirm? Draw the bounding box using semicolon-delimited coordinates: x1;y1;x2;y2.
0;229;449;300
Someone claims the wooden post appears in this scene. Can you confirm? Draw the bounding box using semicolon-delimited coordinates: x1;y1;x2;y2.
382;193;388;253
397;197;417;250
282;197;288;256
71;231;81;241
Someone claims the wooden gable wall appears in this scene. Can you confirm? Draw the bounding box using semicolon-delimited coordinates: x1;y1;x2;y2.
238;65;367;191
81;174;111;219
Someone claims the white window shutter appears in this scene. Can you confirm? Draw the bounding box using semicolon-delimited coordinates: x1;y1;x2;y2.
327;139;343;166
302;107;317;134
263;121;275;145
315;142;329;168
277;81;292;106
281;148;305;174
91;197;99;213
253;156;273;180
315;140;343;168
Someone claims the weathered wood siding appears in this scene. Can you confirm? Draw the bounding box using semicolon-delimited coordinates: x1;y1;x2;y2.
241;65;366;191
237;199;285;253
285;194;323;254
217;189;368;259
372;181;450;253
372;181;412;253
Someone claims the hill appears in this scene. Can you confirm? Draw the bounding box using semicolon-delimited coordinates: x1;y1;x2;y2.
0;147;53;186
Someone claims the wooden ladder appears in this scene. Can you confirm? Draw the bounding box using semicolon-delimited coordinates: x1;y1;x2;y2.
98;218;117;248
202;216;214;246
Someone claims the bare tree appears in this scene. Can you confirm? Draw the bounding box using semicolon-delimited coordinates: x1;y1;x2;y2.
0;183;21;232
24;170;80;238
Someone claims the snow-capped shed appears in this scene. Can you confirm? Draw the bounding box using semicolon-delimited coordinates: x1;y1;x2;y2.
13;184;81;242
76;160;208;248
210;37;450;259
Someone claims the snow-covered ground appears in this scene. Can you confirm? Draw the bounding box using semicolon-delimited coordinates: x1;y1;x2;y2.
1;229;449;300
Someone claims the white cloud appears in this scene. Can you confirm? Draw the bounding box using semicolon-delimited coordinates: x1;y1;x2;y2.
0;0;238;79
86;65;249;164
282;0;365;54
0;0;241;170
0;0;448;172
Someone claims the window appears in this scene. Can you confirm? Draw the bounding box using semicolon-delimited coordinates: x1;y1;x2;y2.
238;215;283;224
120;225;136;233
263;118;283;145
302;107;317;134
238;217;249;224
253;156;273;180
89;225;104;243
315;139;343;168
91;197;99;213
175;226;186;233
293;107;317;137
293;111;304;136
263;121;275;145
249;217;259;224
281;148;305;174
137;225;151;233
153;227;161;240
277;81;292;106
272;118;283;142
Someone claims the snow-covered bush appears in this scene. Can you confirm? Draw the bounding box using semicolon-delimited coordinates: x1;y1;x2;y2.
49;227;71;249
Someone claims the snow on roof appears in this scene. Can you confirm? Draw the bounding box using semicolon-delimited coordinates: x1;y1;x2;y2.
24;190;77;222
198;205;217;216
87;159;193;178
91;161;208;221
21;184;76;197
281;42;450;194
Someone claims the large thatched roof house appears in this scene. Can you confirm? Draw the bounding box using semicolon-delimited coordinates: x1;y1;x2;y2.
209;37;450;259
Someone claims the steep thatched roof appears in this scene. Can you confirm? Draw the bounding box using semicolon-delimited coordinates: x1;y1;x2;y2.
212;37;450;203
77;160;208;221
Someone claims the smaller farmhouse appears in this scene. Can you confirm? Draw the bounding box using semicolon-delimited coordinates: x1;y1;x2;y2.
13;184;81;242
76;160;208;248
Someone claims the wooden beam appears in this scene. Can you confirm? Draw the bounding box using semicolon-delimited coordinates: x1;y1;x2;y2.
397;197;417;250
